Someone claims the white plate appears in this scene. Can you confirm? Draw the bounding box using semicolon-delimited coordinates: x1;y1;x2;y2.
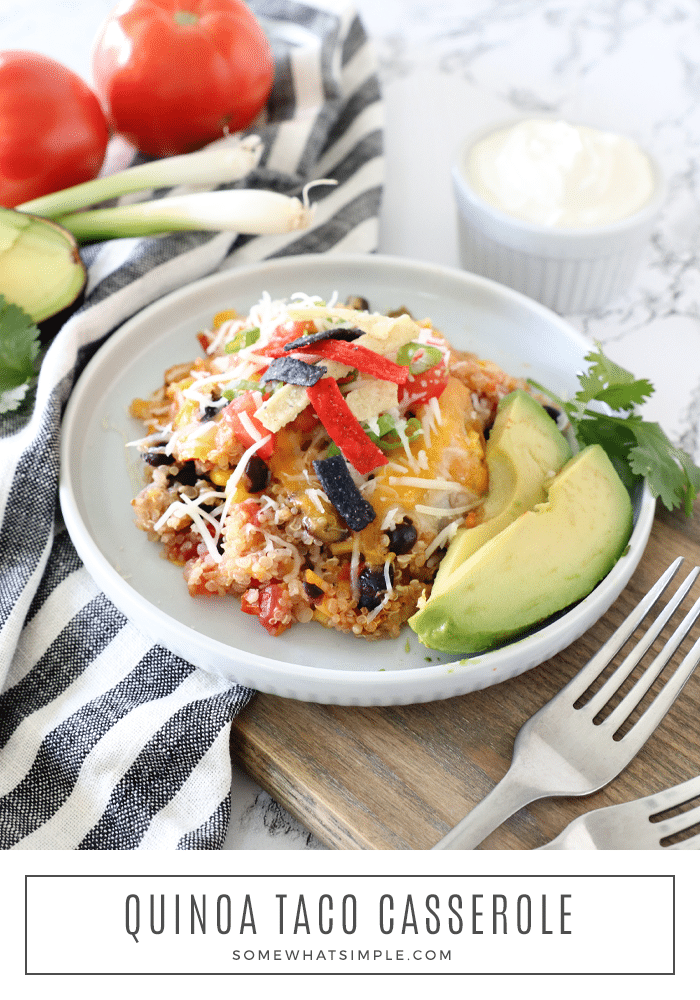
59;254;655;705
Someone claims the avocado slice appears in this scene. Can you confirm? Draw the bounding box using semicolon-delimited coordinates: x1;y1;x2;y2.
409;444;633;654
432;390;572;594
0;207;87;332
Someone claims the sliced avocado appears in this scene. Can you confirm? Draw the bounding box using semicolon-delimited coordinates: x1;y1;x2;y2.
0;207;87;331
432;390;572;594
409;444;633;654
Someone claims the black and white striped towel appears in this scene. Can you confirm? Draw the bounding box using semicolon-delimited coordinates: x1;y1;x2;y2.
0;0;383;849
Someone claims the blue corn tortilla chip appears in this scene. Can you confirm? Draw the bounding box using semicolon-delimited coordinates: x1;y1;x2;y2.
283;326;364;351
312;454;376;531
261;355;327;386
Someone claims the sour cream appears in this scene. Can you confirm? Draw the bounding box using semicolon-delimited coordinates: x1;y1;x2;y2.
467;118;655;228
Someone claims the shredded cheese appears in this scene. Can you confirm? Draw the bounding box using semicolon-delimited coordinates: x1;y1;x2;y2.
424;520;462;559
387;476;468;492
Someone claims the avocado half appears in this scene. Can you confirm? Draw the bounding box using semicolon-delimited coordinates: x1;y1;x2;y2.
0;206;87;337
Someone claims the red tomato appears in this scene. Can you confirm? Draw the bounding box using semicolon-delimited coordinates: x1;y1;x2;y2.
241;583;290;635
397;358;450;408
221;390;275;459
92;0;275;157
0;51;109;208
256;320;317;358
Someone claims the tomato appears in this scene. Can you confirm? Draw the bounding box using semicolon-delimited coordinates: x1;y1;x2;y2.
92;0;275;157
256;320;317;358
241;583;291;635
220;390;275;459
397;358;450;408
0;51;109;208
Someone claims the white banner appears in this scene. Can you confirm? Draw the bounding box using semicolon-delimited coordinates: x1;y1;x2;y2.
24;869;672;976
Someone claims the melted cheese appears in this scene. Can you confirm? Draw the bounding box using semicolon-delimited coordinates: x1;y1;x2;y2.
356;377;487;561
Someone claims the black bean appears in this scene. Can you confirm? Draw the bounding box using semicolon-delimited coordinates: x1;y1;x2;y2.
200;404;221;421
345;295;369;311
173;461;198;486
303;580;324;601
143;451;171;467
358;564;393;611
387;518;417;555
543;404;561;423
244;454;270;493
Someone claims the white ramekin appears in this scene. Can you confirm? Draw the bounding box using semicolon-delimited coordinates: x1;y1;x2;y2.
452;122;666;314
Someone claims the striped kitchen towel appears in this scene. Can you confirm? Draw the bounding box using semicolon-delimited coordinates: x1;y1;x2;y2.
0;0;383;849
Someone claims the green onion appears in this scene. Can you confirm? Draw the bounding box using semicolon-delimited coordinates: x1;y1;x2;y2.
327;415;422;457
225;327;260;353
51;189;314;243
366;413;423;450
15;137;263;218
397;342;443;375
222;379;266;400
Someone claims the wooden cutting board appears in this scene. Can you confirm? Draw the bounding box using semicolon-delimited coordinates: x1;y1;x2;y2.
230;501;700;849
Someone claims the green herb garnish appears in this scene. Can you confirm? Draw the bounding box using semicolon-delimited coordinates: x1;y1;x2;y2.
0;295;41;414
529;344;700;516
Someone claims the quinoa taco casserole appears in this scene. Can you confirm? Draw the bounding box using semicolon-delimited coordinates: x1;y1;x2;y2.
128;293;528;639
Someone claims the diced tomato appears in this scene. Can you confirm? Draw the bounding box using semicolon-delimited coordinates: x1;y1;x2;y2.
257;320;317;358
220;390;275;460
397;358;450;407
239;497;262;527
240;589;260;615
241;582;291;635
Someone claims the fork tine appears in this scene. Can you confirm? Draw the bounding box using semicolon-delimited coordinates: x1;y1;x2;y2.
617;629;700;744
564;557;684;702
652;800;700;840
602;589;700;732
585;565;700;717
647;773;700;811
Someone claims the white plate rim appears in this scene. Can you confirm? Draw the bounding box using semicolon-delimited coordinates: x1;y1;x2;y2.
59;253;656;705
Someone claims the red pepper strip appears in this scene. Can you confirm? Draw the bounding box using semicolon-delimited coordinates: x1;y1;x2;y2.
293;339;410;385
306;378;388;475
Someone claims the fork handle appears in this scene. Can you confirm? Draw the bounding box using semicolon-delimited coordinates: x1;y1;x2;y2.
432;769;539;849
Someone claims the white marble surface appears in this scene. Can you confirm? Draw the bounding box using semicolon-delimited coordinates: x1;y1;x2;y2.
5;0;700;849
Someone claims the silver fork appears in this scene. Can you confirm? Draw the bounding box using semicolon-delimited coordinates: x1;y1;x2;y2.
433;557;700;850
538;774;700;849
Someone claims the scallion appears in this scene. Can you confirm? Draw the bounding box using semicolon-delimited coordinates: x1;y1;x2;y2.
397;342;443;375
52;189;315;243
15;136;264;218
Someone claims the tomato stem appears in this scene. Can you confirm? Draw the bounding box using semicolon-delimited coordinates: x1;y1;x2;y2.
173;11;199;26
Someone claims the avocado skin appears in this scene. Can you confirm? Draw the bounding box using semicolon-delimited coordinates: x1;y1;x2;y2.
432;389;571;592
409;444;633;654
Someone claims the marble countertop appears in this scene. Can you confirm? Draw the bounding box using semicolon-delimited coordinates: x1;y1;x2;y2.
5;0;700;849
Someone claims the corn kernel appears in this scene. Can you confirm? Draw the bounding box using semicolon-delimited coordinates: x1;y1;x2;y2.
305;569;330;593
330;539;354;556
212;309;237;329
210;468;232;486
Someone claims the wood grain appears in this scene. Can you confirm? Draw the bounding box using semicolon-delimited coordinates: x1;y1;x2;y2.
230;500;700;849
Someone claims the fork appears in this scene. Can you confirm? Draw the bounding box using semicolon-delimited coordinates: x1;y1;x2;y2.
433;557;700;850
537;773;700;849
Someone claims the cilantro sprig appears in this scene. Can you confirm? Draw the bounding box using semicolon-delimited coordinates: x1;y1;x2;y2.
0;295;41;415
529;344;700;517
